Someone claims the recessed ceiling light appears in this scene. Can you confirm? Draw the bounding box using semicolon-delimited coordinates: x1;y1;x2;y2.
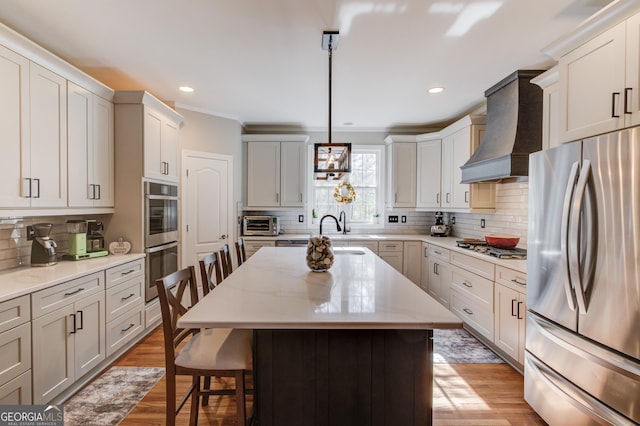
179;86;194;93
428;87;445;94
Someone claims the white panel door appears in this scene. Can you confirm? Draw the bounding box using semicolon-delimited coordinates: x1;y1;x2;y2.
280;141;304;206
29;62;67;208
0;45;30;208
183;151;233;272
416;140;442;208
144;108;163;180
451;127;471;209
247;142;280;207
93;96;114;206
74;291;106;379
162;119;179;182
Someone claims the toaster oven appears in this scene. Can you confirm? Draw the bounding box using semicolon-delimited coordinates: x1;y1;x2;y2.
243;216;280;236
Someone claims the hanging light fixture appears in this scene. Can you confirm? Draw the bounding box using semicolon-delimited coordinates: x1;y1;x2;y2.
314;30;351;181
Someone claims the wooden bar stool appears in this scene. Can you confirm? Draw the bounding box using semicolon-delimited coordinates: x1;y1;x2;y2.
235;238;247;266
219;244;233;278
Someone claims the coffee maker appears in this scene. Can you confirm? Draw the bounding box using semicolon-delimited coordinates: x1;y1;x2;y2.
86;220;108;258
67;220;87;257
31;223;58;266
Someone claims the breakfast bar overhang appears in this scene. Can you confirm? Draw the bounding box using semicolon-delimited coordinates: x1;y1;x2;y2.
178;247;462;425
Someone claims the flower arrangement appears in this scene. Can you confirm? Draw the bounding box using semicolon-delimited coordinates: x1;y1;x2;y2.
333;181;356;204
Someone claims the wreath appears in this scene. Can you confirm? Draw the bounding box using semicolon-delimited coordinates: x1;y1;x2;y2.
333;181;356;204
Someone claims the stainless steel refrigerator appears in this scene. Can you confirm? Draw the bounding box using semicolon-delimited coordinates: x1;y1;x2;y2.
525;127;640;425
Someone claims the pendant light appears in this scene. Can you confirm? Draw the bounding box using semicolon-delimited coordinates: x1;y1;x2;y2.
314;30;351;181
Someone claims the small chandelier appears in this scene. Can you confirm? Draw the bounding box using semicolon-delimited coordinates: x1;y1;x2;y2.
314;30;351;181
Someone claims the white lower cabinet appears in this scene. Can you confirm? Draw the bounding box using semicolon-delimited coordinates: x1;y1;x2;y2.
428;245;451;308
348;239;378;254
449;258;495;341
420;243;429;292
32;272;106;404
493;266;527;364
243;239;276;258
105;259;145;357
378;240;403;273
402;241;422;285
0;295;31;404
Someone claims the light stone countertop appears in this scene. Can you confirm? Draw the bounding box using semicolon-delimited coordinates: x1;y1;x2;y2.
178;246;463;330
0;253;145;303
244;233;528;274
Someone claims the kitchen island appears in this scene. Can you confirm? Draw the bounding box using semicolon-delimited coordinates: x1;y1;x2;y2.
178;246;462;425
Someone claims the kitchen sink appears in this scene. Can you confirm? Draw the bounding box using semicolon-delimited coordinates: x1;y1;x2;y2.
333;247;366;255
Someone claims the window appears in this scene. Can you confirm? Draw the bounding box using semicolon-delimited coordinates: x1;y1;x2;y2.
310;145;384;228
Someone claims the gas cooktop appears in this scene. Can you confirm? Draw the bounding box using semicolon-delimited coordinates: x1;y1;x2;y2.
456;240;527;260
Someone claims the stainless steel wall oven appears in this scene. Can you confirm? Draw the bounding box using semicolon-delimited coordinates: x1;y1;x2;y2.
144;181;179;302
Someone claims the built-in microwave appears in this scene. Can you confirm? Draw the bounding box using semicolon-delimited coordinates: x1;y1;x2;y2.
144;181;178;247
243;215;280;236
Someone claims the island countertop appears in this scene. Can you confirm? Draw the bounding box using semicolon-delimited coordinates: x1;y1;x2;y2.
178;246;462;330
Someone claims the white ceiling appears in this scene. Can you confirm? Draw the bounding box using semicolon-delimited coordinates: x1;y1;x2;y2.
0;0;611;131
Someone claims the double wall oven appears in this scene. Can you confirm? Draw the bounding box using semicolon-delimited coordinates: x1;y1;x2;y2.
144;181;179;302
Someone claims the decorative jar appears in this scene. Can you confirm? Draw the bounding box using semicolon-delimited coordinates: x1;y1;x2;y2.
306;236;334;272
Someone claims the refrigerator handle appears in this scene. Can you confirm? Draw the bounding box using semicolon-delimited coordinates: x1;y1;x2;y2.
569;160;591;313
561;161;580;311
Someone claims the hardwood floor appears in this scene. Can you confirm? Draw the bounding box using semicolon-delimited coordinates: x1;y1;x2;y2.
113;326;545;425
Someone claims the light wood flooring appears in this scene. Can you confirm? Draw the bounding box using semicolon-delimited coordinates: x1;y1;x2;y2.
111;327;545;425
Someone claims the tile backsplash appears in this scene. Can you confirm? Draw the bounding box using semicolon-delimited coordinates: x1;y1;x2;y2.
0;215;84;271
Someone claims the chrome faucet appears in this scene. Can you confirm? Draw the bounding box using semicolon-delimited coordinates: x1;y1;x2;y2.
319;214;342;236
338;211;347;234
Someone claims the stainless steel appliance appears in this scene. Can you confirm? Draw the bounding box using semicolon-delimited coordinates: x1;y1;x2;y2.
430;212;449;237
275;239;309;247
30;223;57;266
145;181;178;247
525;128;640;425
86;220;106;253
243;215;280;236
145;241;178;302
144;181;179;302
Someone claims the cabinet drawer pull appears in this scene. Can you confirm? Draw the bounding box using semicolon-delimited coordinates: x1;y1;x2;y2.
463;307;473;315
69;313;77;334
121;269;136;276
33;178;40;198
24;178;32;198
121;293;136;301
511;299;518;317
612;92;621;118
96;184;101;200
510;278;526;286
464;191;469;203
462;281;472;288
89;183;95;200
625;87;633;114
433;250;441;255
77;310;84;330
121;323;135;333
64;287;85;296
436;193;440;204
517;301;524;320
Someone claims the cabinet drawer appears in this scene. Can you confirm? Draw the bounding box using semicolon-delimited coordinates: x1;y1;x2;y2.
429;245;449;262
0;295;30;334
349;240;378;254
106;276;144;323
495;266;527;291
32;272;104;319
106;259;144;288
144;299;162;330
244;240;275;257
106;308;144;357
0;370;32;405
450;265;493;311
450;251;494;280
0;323;31;386
450;289;494;341
379;240;403;252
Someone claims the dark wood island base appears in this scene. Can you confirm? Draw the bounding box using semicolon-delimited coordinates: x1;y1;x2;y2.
254;329;433;426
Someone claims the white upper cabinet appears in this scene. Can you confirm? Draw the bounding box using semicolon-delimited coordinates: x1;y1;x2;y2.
385;138;416;208
0;45;30;208
28;62;67;208
67;82;114;207
114;91;183;184
244;135;308;208
416;138;442;209
547;4;640;143
144;106;179;182
439;116;494;212
532;67;561;151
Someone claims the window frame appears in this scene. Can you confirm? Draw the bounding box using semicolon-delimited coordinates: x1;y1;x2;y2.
307;144;385;231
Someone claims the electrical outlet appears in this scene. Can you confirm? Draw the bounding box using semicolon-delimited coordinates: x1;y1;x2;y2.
26;225;35;240
401;215;406;223
480;219;486;228
388;215;398;223
298;215;304;223
451;216;456;224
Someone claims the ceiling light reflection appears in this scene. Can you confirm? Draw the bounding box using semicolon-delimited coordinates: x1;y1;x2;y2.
429;2;503;37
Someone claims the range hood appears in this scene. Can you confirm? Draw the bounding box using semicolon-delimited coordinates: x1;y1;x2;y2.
460;70;543;184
